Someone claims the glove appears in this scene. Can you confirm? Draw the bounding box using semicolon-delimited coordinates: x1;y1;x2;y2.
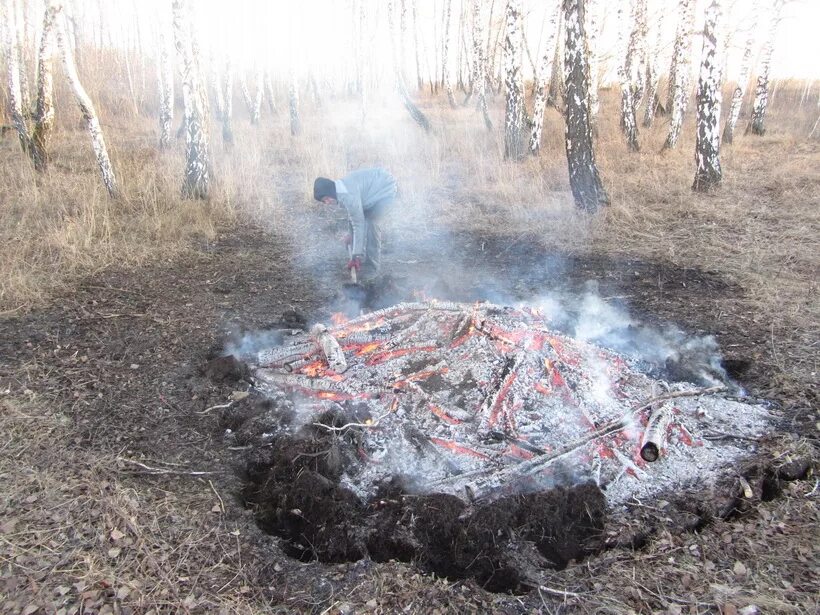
347;256;362;271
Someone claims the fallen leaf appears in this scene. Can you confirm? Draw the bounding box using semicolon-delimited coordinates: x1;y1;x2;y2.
22;605;39;615
110;529;125;542
722;604;738;615
231;391;250;401
116;586;131;600
733;561;747;577
107;547;121;558
739;606;759;615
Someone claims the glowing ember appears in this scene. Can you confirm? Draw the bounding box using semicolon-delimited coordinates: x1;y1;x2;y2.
248;301;772;505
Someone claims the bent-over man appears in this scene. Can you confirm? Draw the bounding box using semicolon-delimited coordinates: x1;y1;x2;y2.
313;167;398;275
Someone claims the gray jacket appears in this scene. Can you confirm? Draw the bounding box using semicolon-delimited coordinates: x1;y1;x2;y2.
335;168;397;256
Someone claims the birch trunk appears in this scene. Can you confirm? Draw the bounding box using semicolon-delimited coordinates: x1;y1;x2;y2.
251;69;263;125
722;30;754;144
31;0;58;171
692;0;722;192
412;0;423;90
54;3;118;197
546;15;564;108
389;0;432;132
747;1;782;136
563;0;608;212
3;0;32;153
172;0;210;199
470;0;492;130
642;11;664;127
222;59;234;145
158;24;174;149
443;0;457;107
585;0;600;119
289;73;301;136
503;0;525;160
15;0;31;118
263;71;276;113
210;65;225;121
529;4;560;155
663;0;695;149
619;0;644;152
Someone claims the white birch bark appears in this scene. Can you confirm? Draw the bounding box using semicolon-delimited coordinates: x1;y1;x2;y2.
158;23;174;149
172;0;210;199
210;64;225;121
14;0;31;117
618;0;639;151
443;0;457;107
471;0;492;130
289;72;301;136
3;0;32;153
530;4;560;154
664;0;695;149
388;0;432;132
642;10;664;127
222;59;234;145
747;0;783;136
585;0;600;119
503;0;525;160
563;0;608;212
251;68;263;125
53;3;118;197
692;0;722;192
546;13;564;108
263;71;276;113
722;28;755;144
31;0;58;171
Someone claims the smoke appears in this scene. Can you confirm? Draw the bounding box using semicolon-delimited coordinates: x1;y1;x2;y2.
525;287;732;389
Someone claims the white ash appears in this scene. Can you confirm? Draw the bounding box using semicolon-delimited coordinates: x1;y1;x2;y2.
247;301;773;506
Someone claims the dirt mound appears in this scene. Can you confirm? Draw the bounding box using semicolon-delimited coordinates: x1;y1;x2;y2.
240;414;607;592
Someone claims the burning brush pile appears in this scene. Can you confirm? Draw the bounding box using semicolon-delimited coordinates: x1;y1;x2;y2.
233;301;772;589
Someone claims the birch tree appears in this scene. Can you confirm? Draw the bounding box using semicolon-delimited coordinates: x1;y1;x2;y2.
251;69;263;124
470;0;492;130
619;0;647;152
692;0;722;192
3;0;32;153
53;1;118;197
388;0;431;132
663;0;695;150
31;0;59;171
747;0;783;136
563;0;608;212
546;15;564;108
722;28;755;144
642;11;664;127
585;0;601;119
503;0;525;160
289;72;301;136
157;24;174;149
222;60;234;145
442;0;457;107
529;4;560;155
172;0;210;199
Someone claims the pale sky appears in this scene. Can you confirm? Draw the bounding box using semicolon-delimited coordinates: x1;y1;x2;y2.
48;0;820;85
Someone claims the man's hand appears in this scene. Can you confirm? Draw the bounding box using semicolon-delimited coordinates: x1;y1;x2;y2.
347;256;362;272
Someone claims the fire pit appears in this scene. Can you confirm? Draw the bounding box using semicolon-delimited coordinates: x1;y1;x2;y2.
230;300;777;588
249;300;771;506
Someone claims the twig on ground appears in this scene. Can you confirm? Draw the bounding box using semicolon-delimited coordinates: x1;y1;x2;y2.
117;457;218;476
197;400;234;414
209;479;225;514
312;411;392;432
538;584;581;599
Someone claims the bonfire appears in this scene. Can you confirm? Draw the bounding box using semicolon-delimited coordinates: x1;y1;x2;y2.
250;300;771;506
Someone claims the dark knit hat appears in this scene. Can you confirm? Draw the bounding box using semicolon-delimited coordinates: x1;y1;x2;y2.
313;177;337;201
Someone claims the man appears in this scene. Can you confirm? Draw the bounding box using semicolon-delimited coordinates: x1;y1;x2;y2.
313;167;397;276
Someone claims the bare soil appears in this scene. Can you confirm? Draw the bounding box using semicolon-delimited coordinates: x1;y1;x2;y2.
1;225;816;613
